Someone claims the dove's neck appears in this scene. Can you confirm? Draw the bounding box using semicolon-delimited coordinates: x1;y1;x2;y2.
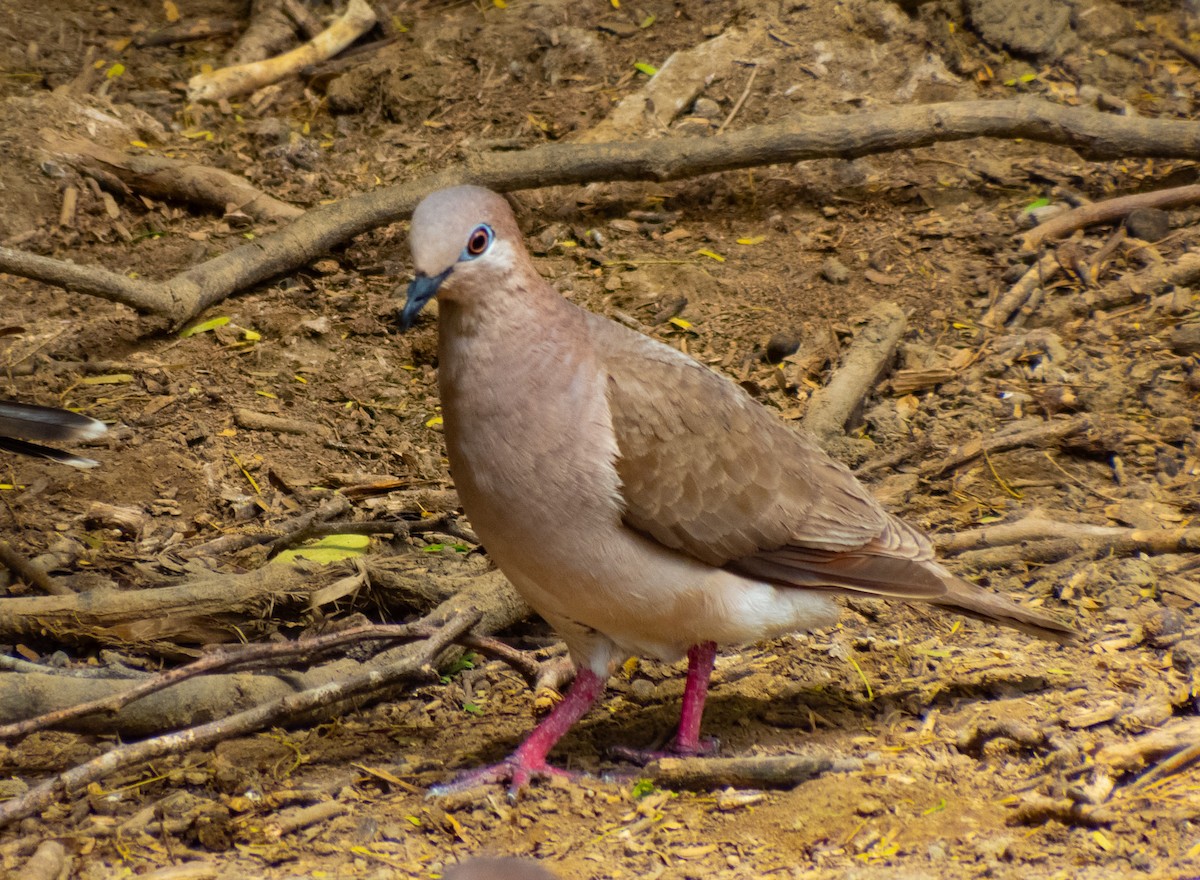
434;272;624;569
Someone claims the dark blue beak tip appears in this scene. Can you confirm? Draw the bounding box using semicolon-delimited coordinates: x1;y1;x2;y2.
398;270;447;332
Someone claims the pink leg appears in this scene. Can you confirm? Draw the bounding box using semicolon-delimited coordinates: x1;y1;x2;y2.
674;641;717;755
431;667;605;798
609;640;720;764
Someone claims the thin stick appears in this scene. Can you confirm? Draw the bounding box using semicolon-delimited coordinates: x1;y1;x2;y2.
717;64;759;135
0;539;73;596
1021;182;1200;252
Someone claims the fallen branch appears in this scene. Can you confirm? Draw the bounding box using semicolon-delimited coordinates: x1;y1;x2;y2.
5;99;1200;324
188;0;377;102
949;524;1200;570
919;415;1095;480
0;565;527;735
43;131;304;224
0;608;477;830
980;251;1061;328
937;514;1137;555
802;302;905;443
0;563;315;647
0;621;429;741
1021;183;1200;252
0;539;72;596
644;754;859;791
1097;718;1200;772
1054;251;1200;320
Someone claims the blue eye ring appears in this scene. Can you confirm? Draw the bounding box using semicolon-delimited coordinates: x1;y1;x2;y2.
461;224;494;260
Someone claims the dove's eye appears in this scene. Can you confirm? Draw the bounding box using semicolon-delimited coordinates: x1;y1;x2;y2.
462;224;494;259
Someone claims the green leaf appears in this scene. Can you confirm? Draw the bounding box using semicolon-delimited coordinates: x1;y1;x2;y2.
272;533;371;565
633;62;658;76
631;779;657;799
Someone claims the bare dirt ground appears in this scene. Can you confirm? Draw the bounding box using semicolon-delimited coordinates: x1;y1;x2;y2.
1;0;1199;878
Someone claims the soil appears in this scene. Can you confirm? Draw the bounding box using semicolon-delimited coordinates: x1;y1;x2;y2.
1;0;1199;878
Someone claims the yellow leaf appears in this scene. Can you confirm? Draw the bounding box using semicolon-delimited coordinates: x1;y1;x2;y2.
425;415;444;428
293;375;307;384
736;236;765;245
633;62;658;76
129;140;149;149
179;316;230;337
181;129;214;140
694;248;725;262
255;390;277;399
80;374;133;385
110;37;132;52
163;0;180;21
230;452;260;494
241;329;261;342
668;317;693;330
1092;831;1113;852
493;0;507;7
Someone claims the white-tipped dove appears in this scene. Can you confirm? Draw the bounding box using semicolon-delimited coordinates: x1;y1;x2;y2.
400;185;1076;796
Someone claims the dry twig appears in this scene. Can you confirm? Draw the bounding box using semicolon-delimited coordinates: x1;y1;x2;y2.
1021;183;1200;252
802;302;906;443
645;754;859;790
188;0;376;102
981;251;1061;328
919;415;1094;480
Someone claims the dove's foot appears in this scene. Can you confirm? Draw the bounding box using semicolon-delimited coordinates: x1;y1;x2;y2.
429;667;605;800
429;755;580;799
609;735;721;766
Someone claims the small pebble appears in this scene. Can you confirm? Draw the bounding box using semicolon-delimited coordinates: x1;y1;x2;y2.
821;257;850;284
764;332;800;364
628;678;656;702
1170;323;1200;356
1125;207;1170;242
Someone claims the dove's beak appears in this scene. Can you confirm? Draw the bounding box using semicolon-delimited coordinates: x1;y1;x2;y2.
399;269;449;330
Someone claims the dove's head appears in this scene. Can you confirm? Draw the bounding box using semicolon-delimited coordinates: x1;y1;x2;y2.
400;186;526;330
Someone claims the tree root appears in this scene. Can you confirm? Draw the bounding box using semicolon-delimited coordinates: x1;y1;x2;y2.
0;607;477;830
42;131;304;224
5;99;1200;325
